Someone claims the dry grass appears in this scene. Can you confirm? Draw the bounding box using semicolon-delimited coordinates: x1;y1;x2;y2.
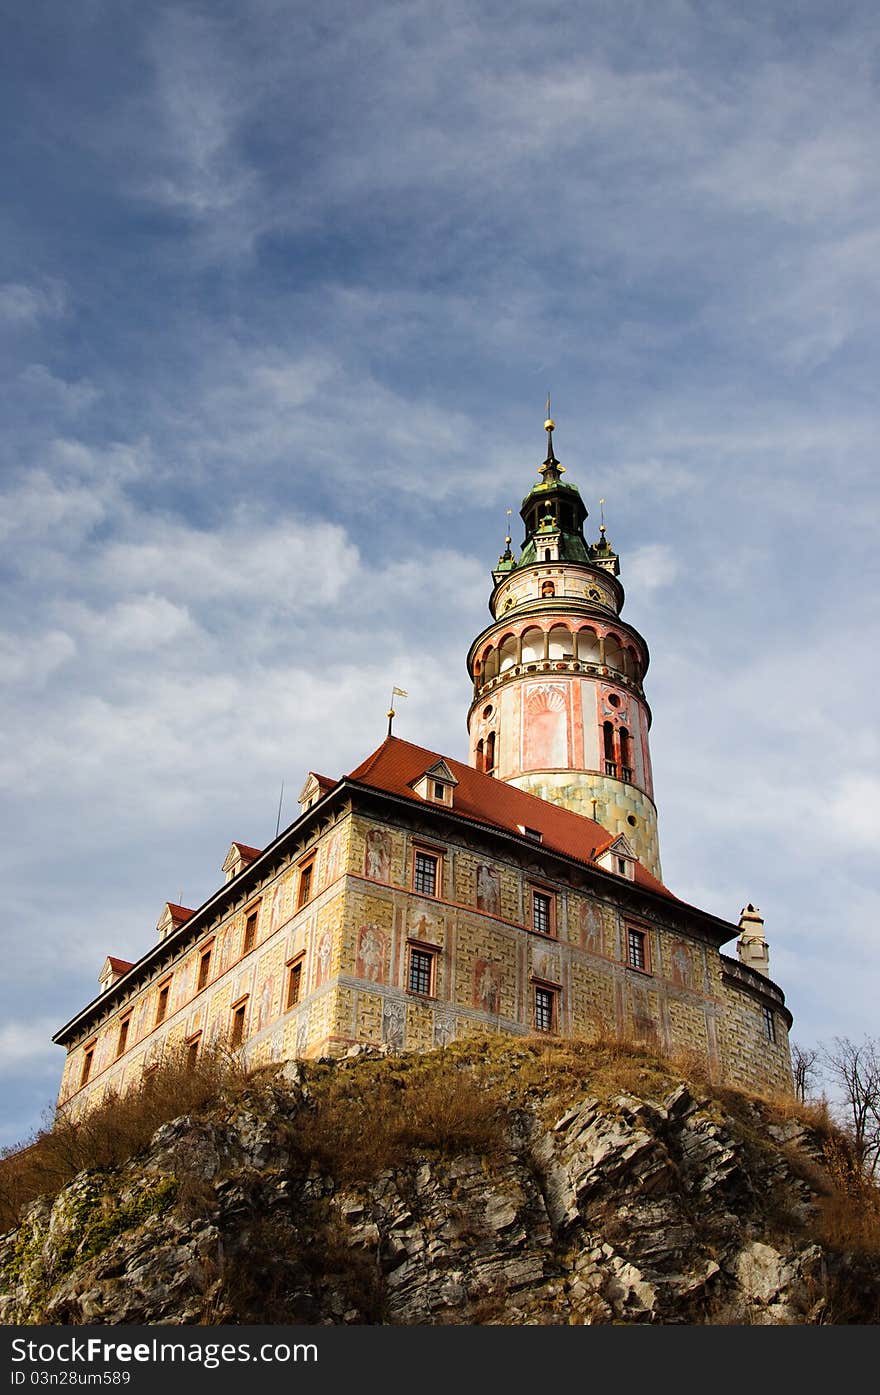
817;1137;880;1256
294;1054;506;1182
0;1045;246;1232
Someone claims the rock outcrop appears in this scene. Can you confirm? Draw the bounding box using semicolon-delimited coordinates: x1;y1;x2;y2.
2;1039;878;1325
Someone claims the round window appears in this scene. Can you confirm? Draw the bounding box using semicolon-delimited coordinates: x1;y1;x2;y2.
482;705;494;720
607;693;621;708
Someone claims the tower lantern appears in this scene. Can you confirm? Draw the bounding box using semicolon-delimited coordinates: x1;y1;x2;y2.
466;415;661;879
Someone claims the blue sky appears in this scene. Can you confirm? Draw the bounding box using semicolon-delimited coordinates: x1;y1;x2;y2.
2;0;879;1148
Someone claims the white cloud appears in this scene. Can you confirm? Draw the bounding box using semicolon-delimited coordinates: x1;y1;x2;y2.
0;629;76;688
0;281;66;326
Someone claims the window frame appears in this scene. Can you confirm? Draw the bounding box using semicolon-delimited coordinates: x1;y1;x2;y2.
242;903;260;956
155;977;172;1026
80;1042;95;1087
762;1006;776;1043
115;1013;132;1059
185;1033;201;1071
406;940;438;998
529;882;557;938
296;855;316;910
533;980;560;1034
625;924;651;974
411;842;443;899
285;953;305;1010
196;942;214;993
230;996;249;1049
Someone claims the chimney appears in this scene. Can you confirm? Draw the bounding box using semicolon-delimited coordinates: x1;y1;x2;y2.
736;903;769;977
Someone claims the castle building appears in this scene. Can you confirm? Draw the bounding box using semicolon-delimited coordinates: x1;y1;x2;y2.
54;420;793;1111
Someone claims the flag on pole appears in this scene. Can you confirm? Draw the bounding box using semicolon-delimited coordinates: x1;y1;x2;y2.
392;686;408;698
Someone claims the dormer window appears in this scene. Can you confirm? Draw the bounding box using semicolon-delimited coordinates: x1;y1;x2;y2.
597;834;636;881
518;825;543;843
411;760;458;807
298;773;336;815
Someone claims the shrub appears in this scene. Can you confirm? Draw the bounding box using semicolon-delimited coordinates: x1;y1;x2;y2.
0;1045;245;1231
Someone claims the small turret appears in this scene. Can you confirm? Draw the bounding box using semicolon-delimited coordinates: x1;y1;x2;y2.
737;904;770;977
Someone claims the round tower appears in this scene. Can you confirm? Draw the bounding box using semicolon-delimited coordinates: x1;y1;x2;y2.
466;416;661;880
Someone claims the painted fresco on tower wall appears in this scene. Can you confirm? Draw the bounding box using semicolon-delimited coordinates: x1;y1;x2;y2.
356;924;387;983
364;829;391;882
409;907;443;944
523;682;568;769
324;832;342;887
315;930;333;987
383;998;405;1050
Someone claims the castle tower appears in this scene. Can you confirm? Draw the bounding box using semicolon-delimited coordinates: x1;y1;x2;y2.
466;415;661;879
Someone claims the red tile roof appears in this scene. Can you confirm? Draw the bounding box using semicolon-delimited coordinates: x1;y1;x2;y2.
232;843;261;861
347;737;675;900
166;903;194;922
105;956;134;974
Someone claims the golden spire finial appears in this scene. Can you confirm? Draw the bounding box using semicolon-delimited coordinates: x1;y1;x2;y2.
544;391;555;433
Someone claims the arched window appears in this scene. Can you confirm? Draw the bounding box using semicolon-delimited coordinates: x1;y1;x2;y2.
543;549;551;562
548;625;572;661
476;738;484;771
619;728;631;781
485;731;496;773
604;634;623;672
498;633;518;673
541;580;555;598
603;721;616;776
482;646;498;683
577;627;601;663
521;627;543;664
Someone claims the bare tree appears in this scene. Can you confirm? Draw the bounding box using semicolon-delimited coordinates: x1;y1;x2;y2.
822;1036;880;1178
791;1041;820;1103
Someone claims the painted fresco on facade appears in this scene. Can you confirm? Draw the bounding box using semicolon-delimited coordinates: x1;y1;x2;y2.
257;973;276;1032
580;901;604;953
523;683;568;769
269;882;286;934
324;833;342;887
364;829;391;881
315;930;333;987
474;958;502;1014
356;924;387;983
409;907;443;944
475;863;500;916
383;998;405;1050
671;941;693;989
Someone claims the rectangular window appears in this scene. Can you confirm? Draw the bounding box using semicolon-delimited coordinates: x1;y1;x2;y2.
407;946;435;996
197;947;212;992
242;907;259;956
534;985;557;1033
297;859;315;909
532;889;553;936
286;958;304;1010
80;1045;94;1087
186;1036;200;1071
763;1006;776;1043
413;849;439;897
230;1002;247;1049
155;980;171;1026
116;1015;131;1058
627;927;646;970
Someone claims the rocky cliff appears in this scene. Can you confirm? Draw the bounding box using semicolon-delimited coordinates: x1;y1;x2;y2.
2;1036;878;1325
